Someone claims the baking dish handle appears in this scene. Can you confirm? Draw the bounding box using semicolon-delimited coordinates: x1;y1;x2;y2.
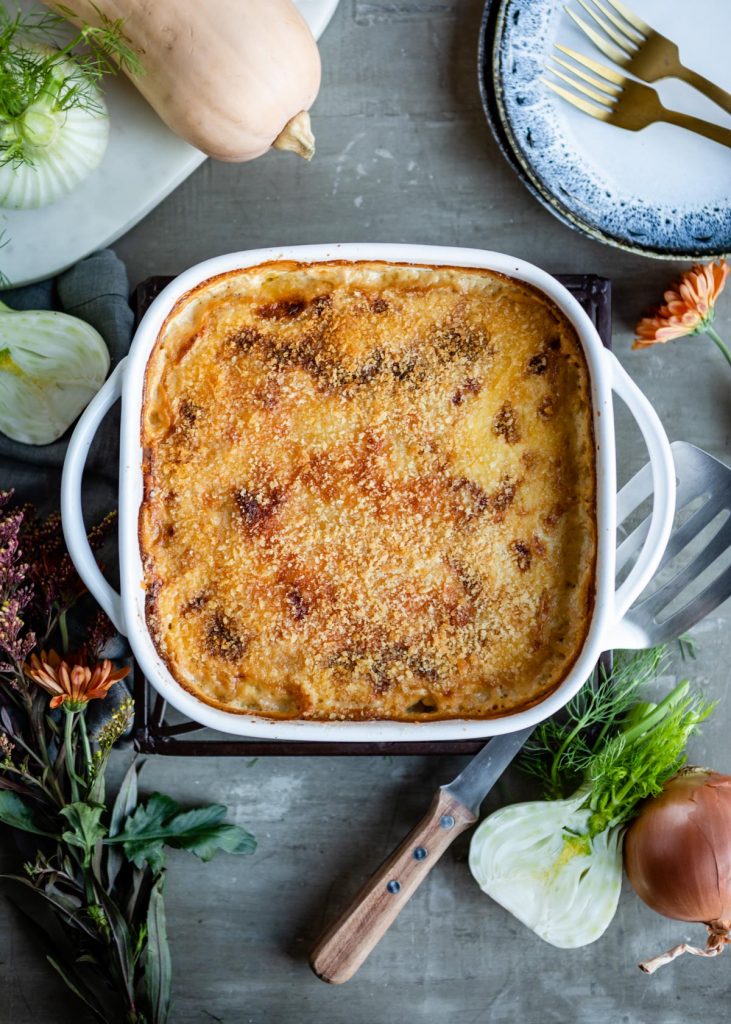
605;351;675;647
61;359;127;636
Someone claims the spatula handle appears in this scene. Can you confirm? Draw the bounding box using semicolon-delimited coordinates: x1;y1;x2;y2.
310;789;476;985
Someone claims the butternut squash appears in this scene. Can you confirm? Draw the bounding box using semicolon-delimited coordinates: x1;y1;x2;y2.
49;0;321;161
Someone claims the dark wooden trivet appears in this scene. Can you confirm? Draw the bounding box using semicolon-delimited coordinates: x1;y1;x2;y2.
131;273;612;756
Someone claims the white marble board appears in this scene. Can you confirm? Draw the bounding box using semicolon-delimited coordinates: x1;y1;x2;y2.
5;0;340;286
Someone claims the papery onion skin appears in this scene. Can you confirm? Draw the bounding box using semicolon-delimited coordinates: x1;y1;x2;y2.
624;769;731;972
624;769;731;925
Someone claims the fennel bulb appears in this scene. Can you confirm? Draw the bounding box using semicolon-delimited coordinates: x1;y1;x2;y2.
0;300;109;444
468;655;714;950
0;56;109;210
0;7;142;210
469;791;623;948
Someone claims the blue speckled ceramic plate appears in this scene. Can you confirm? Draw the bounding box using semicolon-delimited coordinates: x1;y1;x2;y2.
488;0;731;259
478;0;582;239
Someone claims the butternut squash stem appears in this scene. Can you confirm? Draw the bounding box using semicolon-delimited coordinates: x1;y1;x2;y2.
272;110;315;161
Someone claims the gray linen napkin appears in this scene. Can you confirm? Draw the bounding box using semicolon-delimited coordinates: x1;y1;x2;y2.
0;249;136;736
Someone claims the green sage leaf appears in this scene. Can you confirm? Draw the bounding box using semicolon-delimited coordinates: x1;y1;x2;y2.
111;760;140;835
107;758;140;890
0;791;55;837
109;793;256;870
145;874;172;1024
92;884;135;995
59;802;107;865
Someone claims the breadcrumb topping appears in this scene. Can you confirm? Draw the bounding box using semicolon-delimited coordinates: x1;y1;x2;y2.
140;261;596;720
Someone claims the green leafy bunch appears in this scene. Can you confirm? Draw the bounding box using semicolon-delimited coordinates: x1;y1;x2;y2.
1;762;255;1023
0;492;255;1022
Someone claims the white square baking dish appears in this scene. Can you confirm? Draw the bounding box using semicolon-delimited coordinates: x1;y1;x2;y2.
61;244;675;742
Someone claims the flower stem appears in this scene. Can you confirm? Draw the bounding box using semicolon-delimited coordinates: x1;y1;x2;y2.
705;325;731;368
26;688;65;806
78;711;93;783
58;610;69;654
64;711;79;802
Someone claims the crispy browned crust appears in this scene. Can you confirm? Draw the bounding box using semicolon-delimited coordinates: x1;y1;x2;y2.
139;260;596;721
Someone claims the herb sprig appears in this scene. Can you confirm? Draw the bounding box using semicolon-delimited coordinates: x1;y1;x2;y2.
0;3;142;168
518;647;666;799
583;680;713;835
519;647;714;836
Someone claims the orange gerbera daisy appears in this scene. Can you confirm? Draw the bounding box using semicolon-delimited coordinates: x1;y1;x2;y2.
633;260;731;367
26;649;130;711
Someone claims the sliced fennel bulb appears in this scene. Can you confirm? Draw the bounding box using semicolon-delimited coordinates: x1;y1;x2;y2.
469;790;623;948
0;301;109;445
0;57;109;210
467;670;713;951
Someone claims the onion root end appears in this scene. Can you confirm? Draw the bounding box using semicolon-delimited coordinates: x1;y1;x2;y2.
640;923;730;974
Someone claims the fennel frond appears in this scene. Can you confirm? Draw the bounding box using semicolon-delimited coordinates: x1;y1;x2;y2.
0;3;141;169
518;646;667;799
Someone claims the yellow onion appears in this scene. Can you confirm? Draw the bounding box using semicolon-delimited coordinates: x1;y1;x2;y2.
624;768;731;973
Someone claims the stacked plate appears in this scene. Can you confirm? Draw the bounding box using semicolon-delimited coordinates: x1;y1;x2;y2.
479;0;731;259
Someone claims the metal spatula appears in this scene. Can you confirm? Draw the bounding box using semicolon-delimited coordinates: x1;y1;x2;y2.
310;441;731;985
613;441;731;648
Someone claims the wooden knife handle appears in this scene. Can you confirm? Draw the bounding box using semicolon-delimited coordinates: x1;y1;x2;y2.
310;789;476;985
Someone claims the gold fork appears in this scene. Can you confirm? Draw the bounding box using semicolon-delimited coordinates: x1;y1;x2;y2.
567;0;731;116
544;47;731;149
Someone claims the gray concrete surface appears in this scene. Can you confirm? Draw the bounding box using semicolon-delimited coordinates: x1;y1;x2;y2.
2;1;731;1021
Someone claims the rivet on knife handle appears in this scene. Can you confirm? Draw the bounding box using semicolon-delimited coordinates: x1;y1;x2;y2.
309;789;476;985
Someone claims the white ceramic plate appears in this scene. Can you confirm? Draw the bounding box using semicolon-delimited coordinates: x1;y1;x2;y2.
4;0;340;286
494;0;731;257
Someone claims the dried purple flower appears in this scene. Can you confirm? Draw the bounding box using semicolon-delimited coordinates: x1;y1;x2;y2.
0;493;117;679
86;512;116;553
83;608;116;660
24;508;116;618
0;597;36;671
0;512;23;569
0;494;27;583
0;493;35;671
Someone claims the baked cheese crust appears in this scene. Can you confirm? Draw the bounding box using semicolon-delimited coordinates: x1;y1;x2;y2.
140;260;596;720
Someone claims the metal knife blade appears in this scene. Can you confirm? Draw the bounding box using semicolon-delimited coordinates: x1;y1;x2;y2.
441;726;535;816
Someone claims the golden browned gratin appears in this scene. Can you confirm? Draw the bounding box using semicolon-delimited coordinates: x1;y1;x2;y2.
140;261;596;720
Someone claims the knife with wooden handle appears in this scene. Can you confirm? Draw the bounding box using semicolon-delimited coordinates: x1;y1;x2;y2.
309;727;533;984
